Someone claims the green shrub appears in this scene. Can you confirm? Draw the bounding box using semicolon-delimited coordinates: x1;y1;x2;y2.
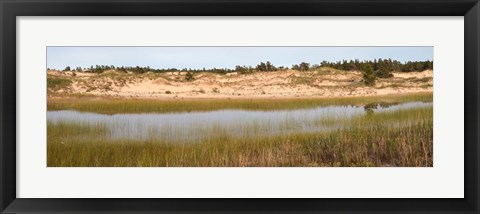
185;72;195;81
47;77;72;90
362;64;377;86
375;69;393;78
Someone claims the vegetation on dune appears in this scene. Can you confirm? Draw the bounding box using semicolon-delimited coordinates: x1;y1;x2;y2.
362;64;377;86
319;58;433;73
47;76;72;91
184;72;195;81
47;59;433;96
47;107;433;167
47;93;432;114
52;59;433;74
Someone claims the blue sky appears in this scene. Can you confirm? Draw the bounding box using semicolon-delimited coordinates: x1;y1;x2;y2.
47;47;433;70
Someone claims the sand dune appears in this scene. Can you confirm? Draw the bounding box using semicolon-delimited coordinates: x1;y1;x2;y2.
47;68;433;99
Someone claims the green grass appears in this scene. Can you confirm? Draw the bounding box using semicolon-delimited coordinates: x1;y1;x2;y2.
312;67;346;75
47;76;72;91
47;107;433;167
290;75;316;86
47;92;432;114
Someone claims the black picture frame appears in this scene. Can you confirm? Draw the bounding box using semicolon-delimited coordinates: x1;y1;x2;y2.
1;0;479;213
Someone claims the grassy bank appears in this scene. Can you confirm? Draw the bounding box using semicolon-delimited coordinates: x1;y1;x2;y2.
47;92;432;114
47;107;433;167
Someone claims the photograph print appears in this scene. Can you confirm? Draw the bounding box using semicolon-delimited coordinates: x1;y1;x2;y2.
47;46;433;167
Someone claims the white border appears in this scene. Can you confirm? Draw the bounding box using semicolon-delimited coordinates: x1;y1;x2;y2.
17;17;464;198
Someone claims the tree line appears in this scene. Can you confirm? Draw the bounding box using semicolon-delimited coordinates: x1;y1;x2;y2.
54;59;433;74
319;59;433;73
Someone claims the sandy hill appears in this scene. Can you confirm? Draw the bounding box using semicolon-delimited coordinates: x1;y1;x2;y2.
47;68;433;99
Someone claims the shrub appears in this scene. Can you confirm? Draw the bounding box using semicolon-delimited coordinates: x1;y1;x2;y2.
362;64;376;86
165;90;172;94
47;77;72;90
292;62;310;71
185;72;195;81
375;69;393;78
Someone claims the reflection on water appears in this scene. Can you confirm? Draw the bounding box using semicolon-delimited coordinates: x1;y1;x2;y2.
364;102;399;114
47;102;432;142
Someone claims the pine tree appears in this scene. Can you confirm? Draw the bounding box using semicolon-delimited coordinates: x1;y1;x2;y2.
362;64;376;86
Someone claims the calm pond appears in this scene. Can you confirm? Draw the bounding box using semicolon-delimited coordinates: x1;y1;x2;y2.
47;102;432;142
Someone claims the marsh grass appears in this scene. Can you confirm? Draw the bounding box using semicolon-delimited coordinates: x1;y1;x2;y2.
47;107;432;167
48;93;432;114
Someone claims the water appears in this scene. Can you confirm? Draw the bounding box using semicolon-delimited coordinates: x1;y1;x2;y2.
47;102;432;142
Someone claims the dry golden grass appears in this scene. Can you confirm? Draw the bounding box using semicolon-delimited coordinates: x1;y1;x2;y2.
47;93;432;114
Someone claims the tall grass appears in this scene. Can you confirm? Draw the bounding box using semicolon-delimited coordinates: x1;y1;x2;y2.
48;92;432;114
47;107;433;167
